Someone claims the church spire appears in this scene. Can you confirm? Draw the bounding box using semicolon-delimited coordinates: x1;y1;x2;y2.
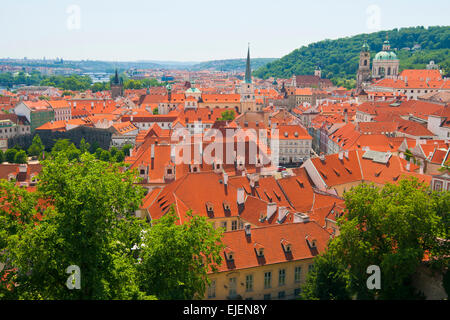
113;69;119;84
245;43;252;84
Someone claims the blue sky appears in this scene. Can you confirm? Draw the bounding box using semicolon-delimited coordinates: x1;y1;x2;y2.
1;0;449;61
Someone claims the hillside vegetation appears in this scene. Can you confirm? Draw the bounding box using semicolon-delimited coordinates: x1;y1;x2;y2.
254;26;450;82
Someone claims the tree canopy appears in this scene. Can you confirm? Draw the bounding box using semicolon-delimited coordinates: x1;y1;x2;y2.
0;150;224;300
301;178;449;300
254;26;450;81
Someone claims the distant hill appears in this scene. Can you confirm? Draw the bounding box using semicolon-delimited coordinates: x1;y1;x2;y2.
254;26;450;81
0;58;277;73
190;58;277;72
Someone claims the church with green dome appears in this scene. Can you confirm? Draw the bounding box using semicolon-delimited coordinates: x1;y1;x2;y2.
371;37;399;79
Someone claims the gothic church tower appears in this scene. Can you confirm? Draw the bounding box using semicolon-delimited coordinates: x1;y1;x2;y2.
239;44;258;112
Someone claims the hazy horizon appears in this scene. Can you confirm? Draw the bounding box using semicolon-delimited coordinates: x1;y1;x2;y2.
1;0;449;62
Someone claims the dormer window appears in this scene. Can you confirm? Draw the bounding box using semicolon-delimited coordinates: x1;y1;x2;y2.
224;247;234;261
255;244;264;257
223;201;230;211
206;201;214;213
281;239;292;253
306;235;317;248
259;211;267;222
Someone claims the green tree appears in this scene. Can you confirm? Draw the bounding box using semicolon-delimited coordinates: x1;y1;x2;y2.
301;248;351;300
324;178;447;300
122;144;133;157
137;207;224;299
110;147;118;158
5;149;17;163
99;150;110;162
114;150;125;163
0;150;4;164
0;180;41;299
51;139;72;154
79;138;90;154
152;108;158;115
2;152;151;299
13;150;28;164
404;149;414;161
27;134;45;157
219;110;235;121
89;141;99;154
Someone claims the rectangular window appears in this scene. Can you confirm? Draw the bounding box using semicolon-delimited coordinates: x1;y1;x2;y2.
231;220;237;231
246;274;253;292
279;269;286;286
264;271;272;289
294;288;301;297
278;291;285;299
208;280;216;298
221;221;227;230
264;294;271;300
294;266;302;283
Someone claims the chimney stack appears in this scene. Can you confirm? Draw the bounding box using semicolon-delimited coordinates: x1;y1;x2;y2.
151;144;155;170
294;212;310;223
244;223;251;237
277;206;288;224
170;145;175;163
338;151;343;161
237;188;245;206
267;202;277;220
223;172;228;195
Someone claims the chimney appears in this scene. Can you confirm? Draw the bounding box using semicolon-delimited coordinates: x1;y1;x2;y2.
344;150;349;159
150;144;155;170
338;151;343;161
237;188;245;205
223;172;228;195
18;164;28;173
244;223;251;237
170;145;175;163
198;142;203;168
250;179;256;196
267;202;277;220
294;212;310;223
277;206;288;224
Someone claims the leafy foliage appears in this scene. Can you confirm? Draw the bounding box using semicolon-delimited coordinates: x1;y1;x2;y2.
137;207;224;299
27;135;45;157
254;26;450;80
303;178;448;300
301;247;351;300
218;110;235;121
0;148;225;300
